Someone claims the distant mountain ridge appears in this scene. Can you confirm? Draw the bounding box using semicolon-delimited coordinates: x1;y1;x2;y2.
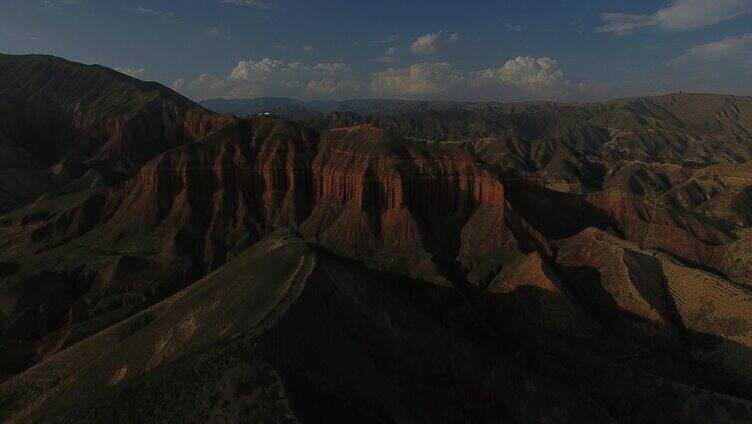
200;93;752;123
200;96;471;120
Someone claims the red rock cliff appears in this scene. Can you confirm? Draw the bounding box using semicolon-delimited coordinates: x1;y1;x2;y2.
96;119;510;283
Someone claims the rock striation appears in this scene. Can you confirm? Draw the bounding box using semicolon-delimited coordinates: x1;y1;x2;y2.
89;120;510;283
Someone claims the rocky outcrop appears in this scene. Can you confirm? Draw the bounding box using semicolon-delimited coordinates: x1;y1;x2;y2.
586;190;724;260
90;120;511;283
300;125;507;281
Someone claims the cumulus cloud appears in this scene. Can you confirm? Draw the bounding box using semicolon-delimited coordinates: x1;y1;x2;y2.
174;54;572;101
472;56;567;91
410;33;442;56
228;59;348;80
371;62;464;96
113;67;146;78
222;0;271;10
670;33;752;64
409;31;459;56
370;57;568;99
596;0;752;34
229;58;300;80
175;58;357;100
173;74;230;99
171;78;186;91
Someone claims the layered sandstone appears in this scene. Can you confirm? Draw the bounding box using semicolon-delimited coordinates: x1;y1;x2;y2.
80;120;510;283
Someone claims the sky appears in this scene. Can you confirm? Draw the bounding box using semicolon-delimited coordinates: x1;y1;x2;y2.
1;0;751;103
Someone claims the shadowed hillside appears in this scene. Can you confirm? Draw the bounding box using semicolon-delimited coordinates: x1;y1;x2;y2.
0;54;232;212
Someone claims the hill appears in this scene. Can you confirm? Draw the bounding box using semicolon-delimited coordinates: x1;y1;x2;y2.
0;53;232;211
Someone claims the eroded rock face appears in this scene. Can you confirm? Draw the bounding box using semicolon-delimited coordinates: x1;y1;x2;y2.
95;103;232;171
301;125;507;281
586;190;722;260
89;120;510;283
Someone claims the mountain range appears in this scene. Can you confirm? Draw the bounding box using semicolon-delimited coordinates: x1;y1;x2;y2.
1;53;752;423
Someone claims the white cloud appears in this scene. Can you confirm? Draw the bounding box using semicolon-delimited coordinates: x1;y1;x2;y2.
596;13;657;35
172;78;186;91
370;62;464;96
113;67;146;78
670;33;752;64
229;58;298;80
227;59;348;80
410;32;442;56
174;55;572;101
597;0;752;34
371;57;568;99
175;58;357;100
221;0;271;10
409;31;459;56
176;74;229;99
472;56;567;91
504;23;525;32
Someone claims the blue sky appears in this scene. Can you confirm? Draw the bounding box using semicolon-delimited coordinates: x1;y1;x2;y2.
1;0;751;102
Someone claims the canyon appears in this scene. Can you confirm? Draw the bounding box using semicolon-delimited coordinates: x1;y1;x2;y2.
1;53;752;423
